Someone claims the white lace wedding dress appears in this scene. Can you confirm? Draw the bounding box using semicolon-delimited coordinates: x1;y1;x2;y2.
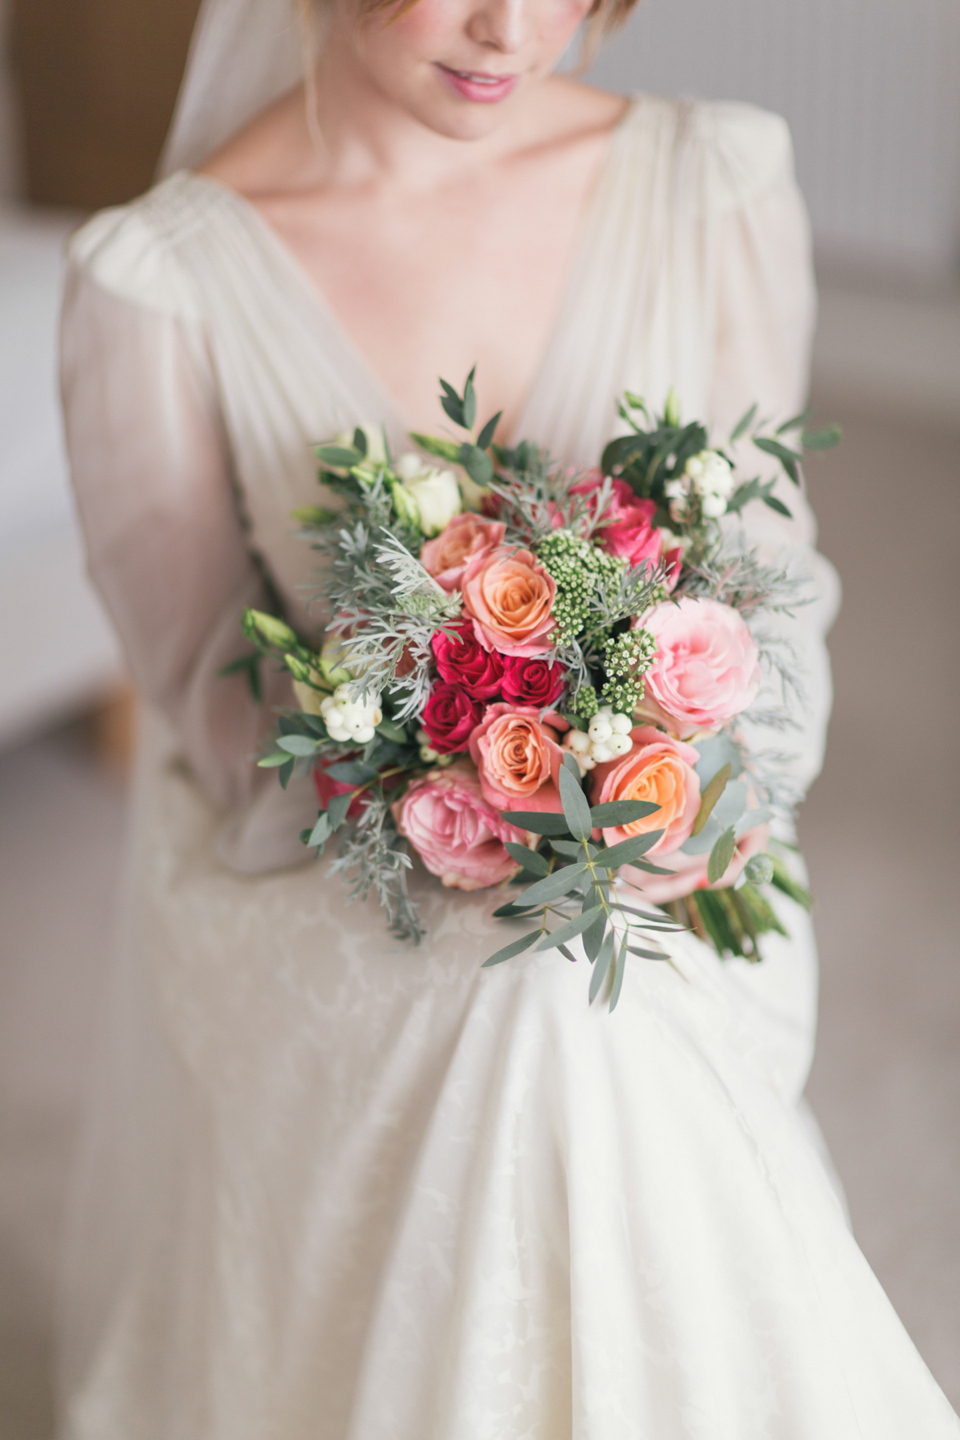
59;95;960;1438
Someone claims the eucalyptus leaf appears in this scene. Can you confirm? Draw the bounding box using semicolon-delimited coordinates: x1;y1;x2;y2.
257;751;292;769
608;939;628;1011
763;495;793;517
551;838;593;859
325;760;378;784
558;764;593;841
278;759;295;790
517;864;588;907
693;733;743;784
505;842;551;876
460;444;494;487
627;945;669;960
462;370;477;431
590;799;661;827
707;826;738;884
492;900;538;919
537;904;605;952
506;811;571;836
327;792;353;829
482;930;541;968
593;830;665;869
305;813;331;848
476;411;502;451
691;762;732;836
314;445;363;468
589;930;616;1003
440;394;464;427
802;424;842;452
775;409;810;435
730;402;758;443
276;734;321;757
376;718;408;743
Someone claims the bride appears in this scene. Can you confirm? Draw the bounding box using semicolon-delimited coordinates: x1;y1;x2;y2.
59;0;959;1434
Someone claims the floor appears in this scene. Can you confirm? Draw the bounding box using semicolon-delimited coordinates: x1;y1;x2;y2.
1;406;959;1436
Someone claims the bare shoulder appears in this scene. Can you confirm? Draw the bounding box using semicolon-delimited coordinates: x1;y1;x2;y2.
198;85;319;199
528;77;630;157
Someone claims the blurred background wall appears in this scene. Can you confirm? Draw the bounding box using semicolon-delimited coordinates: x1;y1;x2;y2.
1;1;958;1436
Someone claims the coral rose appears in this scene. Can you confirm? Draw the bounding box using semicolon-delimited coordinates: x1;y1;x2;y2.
638;598;761;738
432;622;504;700
620;820;769;906
420;513;506;592
392;761;532;890
420;682;483;754
468;704;566;813
461;547;557;657
590;726;701;855
500;656;567;708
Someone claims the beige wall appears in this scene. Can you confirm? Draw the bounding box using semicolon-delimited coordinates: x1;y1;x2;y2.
10;0;201;209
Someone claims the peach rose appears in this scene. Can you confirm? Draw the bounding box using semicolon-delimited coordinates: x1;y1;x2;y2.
590;726;701;855
461;547;557;657
620;820;769;906
468;704;566;813
420;514;506;593
391;761;531;890
638;598;761;738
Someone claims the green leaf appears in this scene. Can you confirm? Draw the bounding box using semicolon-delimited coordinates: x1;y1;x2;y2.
476;411;502;451
557;944;577;963
460;444;494;487
775;409;810;435
707;826;738;884
276;734;321;757
589;929;616;1003
754;435;801;484
594;830;665;869
506;811;571;836
440;393;464;427
551;838;594;860
763;495;793;517
352;426;368;456
627;944;669;960
482;929;541;968
619;857;676;877
376;718;409;744
517;865;589;907
730;402;758;443
802;423;842;452
291;504;338;528
582;887;607;961
314;444;363;468
462;368;477;431
536;904;605;952
257;750;291;769
608;939;628;1011
558;763;593;842
492;900;538;919
744;853;774;886
589;799;661;827
326;760;378;784
408;432;462;463
327;792;353;829
692;762;732;837
505;842;551;876
304;812;331;848
278;758;295;790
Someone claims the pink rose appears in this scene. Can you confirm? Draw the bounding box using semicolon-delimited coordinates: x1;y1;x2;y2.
638;598;761;738
558;472;666;574
432;622;504;699
468;703;566;813
392;761;532;890
462;547;557;657
501;655;567;708
420;514;506;592
620;820;770;905
420;682;484;754
590;726;701;855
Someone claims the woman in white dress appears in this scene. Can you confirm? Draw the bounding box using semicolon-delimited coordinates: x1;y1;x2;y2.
58;0;960;1434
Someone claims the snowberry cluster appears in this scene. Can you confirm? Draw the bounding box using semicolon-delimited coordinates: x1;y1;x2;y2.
319;684;383;745
665;449;735;522
562;708;634;773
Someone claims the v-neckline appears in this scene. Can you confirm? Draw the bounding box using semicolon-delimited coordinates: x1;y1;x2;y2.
183;95;640;446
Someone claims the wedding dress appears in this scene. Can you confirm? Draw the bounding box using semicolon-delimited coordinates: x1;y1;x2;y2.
58;88;960;1438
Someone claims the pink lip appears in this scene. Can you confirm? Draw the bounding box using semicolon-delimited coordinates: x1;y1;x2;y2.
437;65;519;104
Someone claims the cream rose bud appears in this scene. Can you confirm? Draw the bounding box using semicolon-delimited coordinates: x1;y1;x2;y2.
397;455;463;537
293;679;324;716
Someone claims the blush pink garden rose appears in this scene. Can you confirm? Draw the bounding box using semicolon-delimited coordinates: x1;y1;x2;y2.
468;704;567;813
420;513;506;592
461;546;557;657
638;598;762;738
590;726;701;855
620;820;770;906
392;761;532;891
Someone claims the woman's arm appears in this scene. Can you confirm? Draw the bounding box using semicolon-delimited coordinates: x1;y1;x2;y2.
61;261;291;813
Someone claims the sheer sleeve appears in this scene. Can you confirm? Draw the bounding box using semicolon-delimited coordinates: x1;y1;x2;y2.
704;108;841;802
60;249;292;819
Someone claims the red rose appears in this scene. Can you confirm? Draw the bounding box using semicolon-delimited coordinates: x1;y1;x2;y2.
420;682;484;754
501;656;567;708
313;759;365;818
431;622;504;700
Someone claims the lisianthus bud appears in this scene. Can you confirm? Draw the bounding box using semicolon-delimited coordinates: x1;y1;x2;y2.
245;609;298;650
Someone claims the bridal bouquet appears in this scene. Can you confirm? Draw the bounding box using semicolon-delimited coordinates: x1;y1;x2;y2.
239;374;837;1007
